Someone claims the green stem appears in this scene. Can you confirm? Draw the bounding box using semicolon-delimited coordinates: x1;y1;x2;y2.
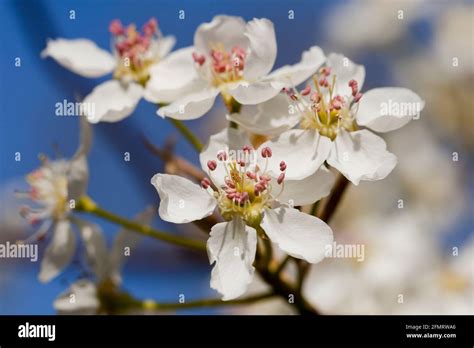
169;119;203;152
75;196;206;251
136;292;275;311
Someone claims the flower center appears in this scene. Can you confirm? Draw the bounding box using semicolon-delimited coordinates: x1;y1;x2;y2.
19;158;70;223
110;18;160;86
285;67;363;141
202;146;286;227
192;44;246;87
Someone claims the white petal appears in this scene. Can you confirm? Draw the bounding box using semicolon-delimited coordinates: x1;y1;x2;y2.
227;93;300;136
67;155;89;200
109;206;155;285
228;80;284;105
144;46;202;103
275;166;335;206
199;127;252;186
76;219;108;281
41;38;115;78
39;219;76;283
54;280;99;315
327;129;397;185
157;87;219;120
267;46;326;86
261;206;333;263
194;15;248;54
243;18;277;81
83;80;143;123
326;53;365;98
259;129;332;180
151;174;217;223
155;35;176;58
356;87;425;132
207;217;257;300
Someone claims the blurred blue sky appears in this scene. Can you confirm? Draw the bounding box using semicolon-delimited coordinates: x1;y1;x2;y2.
0;0;471;314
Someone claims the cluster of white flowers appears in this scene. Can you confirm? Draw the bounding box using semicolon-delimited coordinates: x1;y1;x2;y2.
21;14;424;307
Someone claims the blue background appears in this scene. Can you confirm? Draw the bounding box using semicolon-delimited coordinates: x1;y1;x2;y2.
0;0;472;314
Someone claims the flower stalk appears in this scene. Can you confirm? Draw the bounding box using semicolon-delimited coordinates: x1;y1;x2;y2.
75;196;206;251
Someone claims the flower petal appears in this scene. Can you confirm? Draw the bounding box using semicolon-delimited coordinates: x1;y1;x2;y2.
41;38;115;78
274;166;335;206
326;53;365;98
194;15;248;54
243;18;277;81
154;35;176;58
267;46;326;86
39;219;76;283
144;46;202;103
261;206;333;263
109;206;156;285
83;80;143;123
75;218;108;281
226;93;300;136
356;87;425;132
207;217;257;300
151;174;217;223
259;129;332;180
327;129;397;185
54;280;99;315
67;155;89;200
228;80;284;105
156;87;219;120
200;127;252;186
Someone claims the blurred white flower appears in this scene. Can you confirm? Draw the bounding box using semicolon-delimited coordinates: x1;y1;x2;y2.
323;0;425;51
238;53;424;185
54;207;155;314
151;128;334;300
42;18;175;123
145;15;325;119
16;120;91;283
303;214;441;314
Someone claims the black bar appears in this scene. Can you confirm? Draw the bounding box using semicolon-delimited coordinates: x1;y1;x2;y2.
0;315;472;346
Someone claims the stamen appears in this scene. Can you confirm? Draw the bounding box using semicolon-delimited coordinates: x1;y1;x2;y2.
207;160;217;171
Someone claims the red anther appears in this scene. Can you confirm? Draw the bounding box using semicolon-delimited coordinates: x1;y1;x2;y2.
192;52;206;66
109;19;124;36
227;192;236;200
242;145;252;153
301;85;311;96
232;46;246;59
354;92;363;103
348;79;358;88
277;172;285;185
319;78;328;87
211;50;224;62
239;192;249;204
246;171;256;180
238;159;246;167
320;67;332;76
311;93;321;103
201;177;211;189
261;147;272;158
143;18;158;36
225;179;235;189
207;160;217;171
217;151;228;161
290;93;298;101
254;183;264;193
279;161;287;171
332;100;342;110
260;174;271;182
